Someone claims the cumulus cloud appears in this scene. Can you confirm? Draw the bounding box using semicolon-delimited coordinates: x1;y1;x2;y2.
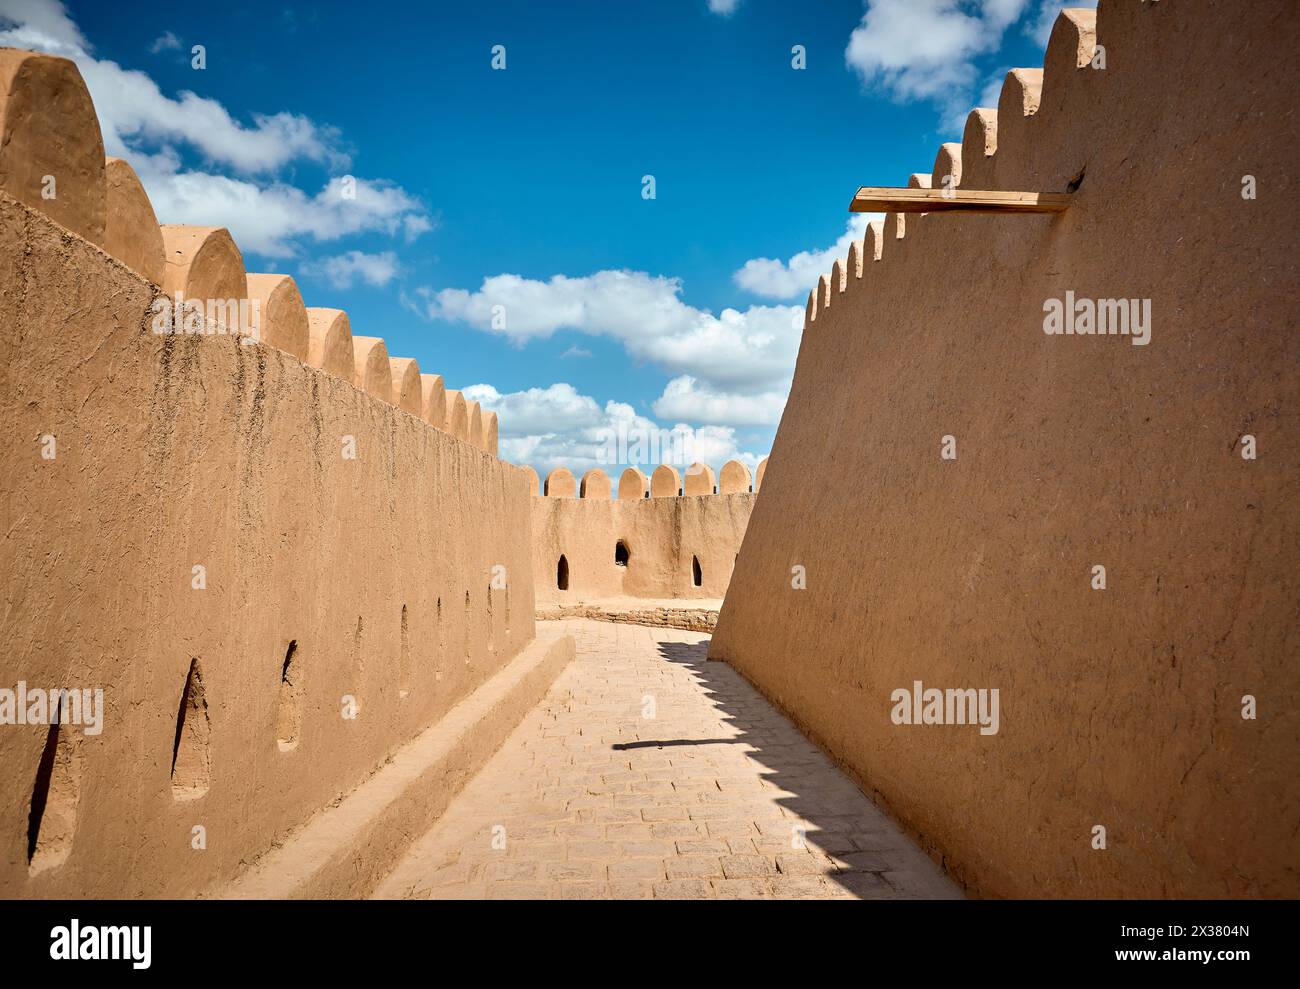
732;215;882;300
299;250;401;290
844;0;1032;127
652;375;786;427
410;269;802;391
0;0;431;261
460;383;763;477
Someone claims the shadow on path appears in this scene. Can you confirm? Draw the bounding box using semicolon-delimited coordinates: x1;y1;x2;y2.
650;639;959;900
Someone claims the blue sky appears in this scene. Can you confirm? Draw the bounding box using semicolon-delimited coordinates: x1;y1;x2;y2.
0;0;1087;479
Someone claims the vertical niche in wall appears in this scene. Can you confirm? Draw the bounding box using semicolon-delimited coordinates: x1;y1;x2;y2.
399;604;411;700
692;555;702;588
463;590;473;667
352;615;364;681
615;540;630;567
486;584;495;657
276;640;303;751
27;714;80;875
171;658;211;801
435;596;444;683
557;554;569;591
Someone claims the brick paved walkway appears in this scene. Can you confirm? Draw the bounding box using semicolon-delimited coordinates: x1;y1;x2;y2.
375;619;962;900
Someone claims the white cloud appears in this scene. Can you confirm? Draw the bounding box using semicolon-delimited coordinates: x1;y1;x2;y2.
844;0;1031;126
300;250;401;290
148;30;180;54
732;215;881;300
460;382;763;477
707;0;741;15
411;269;802;392
653;375;786;427
561;345;593;358
0;0;88;56
132;157;431;257
0;0;431;261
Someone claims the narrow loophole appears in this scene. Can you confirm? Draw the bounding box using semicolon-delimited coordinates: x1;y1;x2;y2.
557;554;570;591
692;555;703;587
171;658;211;800
398;605;411;699
435;596;444;683
27;717;79;875
464;590;473;666
276;640;302;750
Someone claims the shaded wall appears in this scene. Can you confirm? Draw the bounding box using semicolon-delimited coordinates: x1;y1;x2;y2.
710;0;1299;898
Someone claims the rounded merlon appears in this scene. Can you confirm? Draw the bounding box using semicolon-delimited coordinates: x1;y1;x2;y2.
305;308;355;379
0;50;105;244
245;273;309;361
103;157;164;284
350;336;392;403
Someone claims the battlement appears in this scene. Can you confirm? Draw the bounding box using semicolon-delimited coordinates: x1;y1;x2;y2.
0;47;499;455
522;457;770;499
713;0;1299;899
804;7;1108;333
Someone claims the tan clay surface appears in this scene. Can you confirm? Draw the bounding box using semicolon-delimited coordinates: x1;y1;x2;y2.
710;0;1300;899
305;307;355;379
103;157;164;284
0;49;104;244
245;273;310;360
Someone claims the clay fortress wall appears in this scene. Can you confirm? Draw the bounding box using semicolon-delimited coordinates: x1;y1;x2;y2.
0;47;571;898
1;0;1295;903
525;459;766;604
710;1;1299;898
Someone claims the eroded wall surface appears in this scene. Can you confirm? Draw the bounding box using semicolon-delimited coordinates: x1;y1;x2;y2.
710;0;1299;898
0;195;537;897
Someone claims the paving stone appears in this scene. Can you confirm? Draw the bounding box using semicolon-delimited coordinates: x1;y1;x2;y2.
375;620;962;902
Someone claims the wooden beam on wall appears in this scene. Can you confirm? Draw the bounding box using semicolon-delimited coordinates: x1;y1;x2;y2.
850;187;1071;214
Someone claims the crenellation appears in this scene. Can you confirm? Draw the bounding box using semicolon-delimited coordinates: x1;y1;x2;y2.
0;49;105;244
683;461;716;497
419;373;446;429
718;459;751;494
103;157;164;285
960;107;999;189
617;466;649;500
443;389;468;440
931;142;962;191
579;468;610;499
466;399;484;450
389;357;422;417
0;51;503;460
159;225;246;319
650;464;681;498
351;336;393;404
544;466;577;498
305;308;355;379
245;273;310;361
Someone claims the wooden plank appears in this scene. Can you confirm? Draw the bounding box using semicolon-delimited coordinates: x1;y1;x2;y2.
850;186;1071;214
